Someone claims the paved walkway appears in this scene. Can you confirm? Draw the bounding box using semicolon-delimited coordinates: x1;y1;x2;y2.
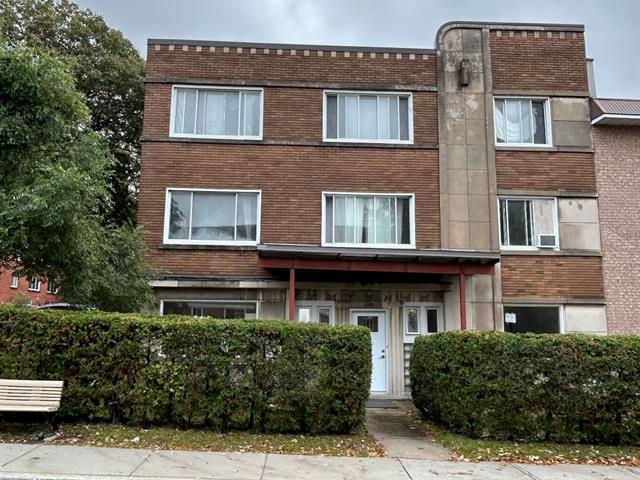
365;401;450;460
1;443;639;479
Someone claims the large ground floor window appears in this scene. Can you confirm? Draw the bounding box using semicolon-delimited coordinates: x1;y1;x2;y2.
503;305;561;333
161;300;257;319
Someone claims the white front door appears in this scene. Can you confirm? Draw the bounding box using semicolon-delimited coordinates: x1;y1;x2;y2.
351;310;387;393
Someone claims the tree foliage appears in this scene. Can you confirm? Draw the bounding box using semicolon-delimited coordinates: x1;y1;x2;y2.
0;0;145;225
0;45;153;311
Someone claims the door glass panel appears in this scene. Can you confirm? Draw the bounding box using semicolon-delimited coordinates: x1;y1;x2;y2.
406;308;419;334
426;309;439;333
357;315;379;332
318;308;331;325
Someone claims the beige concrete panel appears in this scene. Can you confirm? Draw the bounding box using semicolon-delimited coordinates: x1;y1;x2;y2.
447;144;467;169
564;305;607;334
559;223;601;250
443;51;463;72
472;275;494;302
465;94;486;120
558;198;599;223
443;28;463;51
473;303;495;331
443;277;461;331
445;94;466;119
447;169;468;194
462;29;483;53
448;221;470;249
466;118;486;145
444;71;460;93
465;70;485;94
467;145;488;170
469;221;491;250
468;169;489;194
551;97;590;122
468;194;490;222
449;194;470;221
445;117;467;144
553;121;592;147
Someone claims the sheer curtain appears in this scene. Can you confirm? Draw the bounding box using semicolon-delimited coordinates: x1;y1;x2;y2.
236;194;257;241
191;192;235;240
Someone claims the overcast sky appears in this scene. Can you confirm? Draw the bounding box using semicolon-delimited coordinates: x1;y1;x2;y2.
76;0;639;98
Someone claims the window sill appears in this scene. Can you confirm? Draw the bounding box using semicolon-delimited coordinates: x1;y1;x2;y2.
500;249;601;257
159;244;258;251
322;243;416;250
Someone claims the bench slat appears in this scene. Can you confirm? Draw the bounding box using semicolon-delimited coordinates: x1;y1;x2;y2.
0;405;59;412
0;380;63;388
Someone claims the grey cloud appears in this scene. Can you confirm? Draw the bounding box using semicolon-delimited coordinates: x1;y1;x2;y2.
76;0;639;97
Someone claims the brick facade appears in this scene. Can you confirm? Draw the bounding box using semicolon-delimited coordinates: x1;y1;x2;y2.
0;269;60;306
593;126;640;333
501;255;604;300
140;22;607;337
495;151;596;192
490;30;589;93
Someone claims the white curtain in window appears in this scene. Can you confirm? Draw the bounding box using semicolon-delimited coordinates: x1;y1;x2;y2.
359;96;378;139
174;90;186;134
242;92;261;136
375;197;395;244
355;196;374;243
236;194;257;241
204;92;225;135
494;99;506;142
191;193;235;240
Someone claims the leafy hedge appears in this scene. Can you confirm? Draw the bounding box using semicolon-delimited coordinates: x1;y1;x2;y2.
410;331;640;445
0;307;371;433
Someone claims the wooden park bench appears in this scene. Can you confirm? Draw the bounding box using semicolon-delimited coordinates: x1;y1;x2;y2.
0;379;64;429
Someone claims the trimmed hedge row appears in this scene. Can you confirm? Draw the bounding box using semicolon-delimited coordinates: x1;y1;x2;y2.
410;331;640;445
0;307;371;433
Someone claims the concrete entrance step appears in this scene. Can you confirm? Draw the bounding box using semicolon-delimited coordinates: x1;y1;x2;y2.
366;400;451;460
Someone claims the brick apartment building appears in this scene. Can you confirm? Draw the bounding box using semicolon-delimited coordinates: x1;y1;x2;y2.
591;98;640;334
139;21;606;397
0;269;60;306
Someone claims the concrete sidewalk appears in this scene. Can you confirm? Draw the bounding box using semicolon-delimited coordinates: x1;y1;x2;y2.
1;443;639;480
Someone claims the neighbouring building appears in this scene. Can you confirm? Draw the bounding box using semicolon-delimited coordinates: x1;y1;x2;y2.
592;98;640;334
139;21;607;397
0;269;60;306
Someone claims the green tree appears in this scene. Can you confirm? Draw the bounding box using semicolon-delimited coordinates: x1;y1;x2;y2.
0;45;154;311
0;0;144;226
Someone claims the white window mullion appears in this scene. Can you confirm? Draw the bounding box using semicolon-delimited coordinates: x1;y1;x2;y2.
356;95;360;139
188;192;194;241
529;101;535;144
393;197;398;244
376;96;380;140
182;92;188;133
336;95;341;139
194;89;200;134
504;199;510;247
237;91;242;136
332;195;336;243
373;196;378;243
233;193;238;241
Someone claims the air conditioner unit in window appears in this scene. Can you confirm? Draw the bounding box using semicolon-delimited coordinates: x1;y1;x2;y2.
537;234;557;248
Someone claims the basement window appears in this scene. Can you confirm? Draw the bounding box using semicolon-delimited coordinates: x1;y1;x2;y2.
503;305;562;334
162;301;257;319
171;86;263;140
324;91;413;143
295;301;335;326
494;98;551;146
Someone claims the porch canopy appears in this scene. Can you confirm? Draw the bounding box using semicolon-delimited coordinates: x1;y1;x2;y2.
257;244;500;329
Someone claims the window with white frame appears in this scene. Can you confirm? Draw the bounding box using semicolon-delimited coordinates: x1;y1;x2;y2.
324;193;414;247
499;198;558;249
171;86;263;139
494;98;550;145
162;301;257;319
165;189;260;245
324;91;412;143
10;272;19;289
27;277;40;292
403;304;442;343
46;279;58;294
504;305;562;334
295;301;335;326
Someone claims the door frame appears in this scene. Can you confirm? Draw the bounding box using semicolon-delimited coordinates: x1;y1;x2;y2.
350;308;389;394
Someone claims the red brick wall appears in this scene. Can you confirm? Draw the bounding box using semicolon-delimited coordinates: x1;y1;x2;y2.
139;143;440;276
490;30;589;93
501;255;604;299
495;151;596;192
593;126;640;333
146;44;436;87
143;84;438;145
0;269;60;306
